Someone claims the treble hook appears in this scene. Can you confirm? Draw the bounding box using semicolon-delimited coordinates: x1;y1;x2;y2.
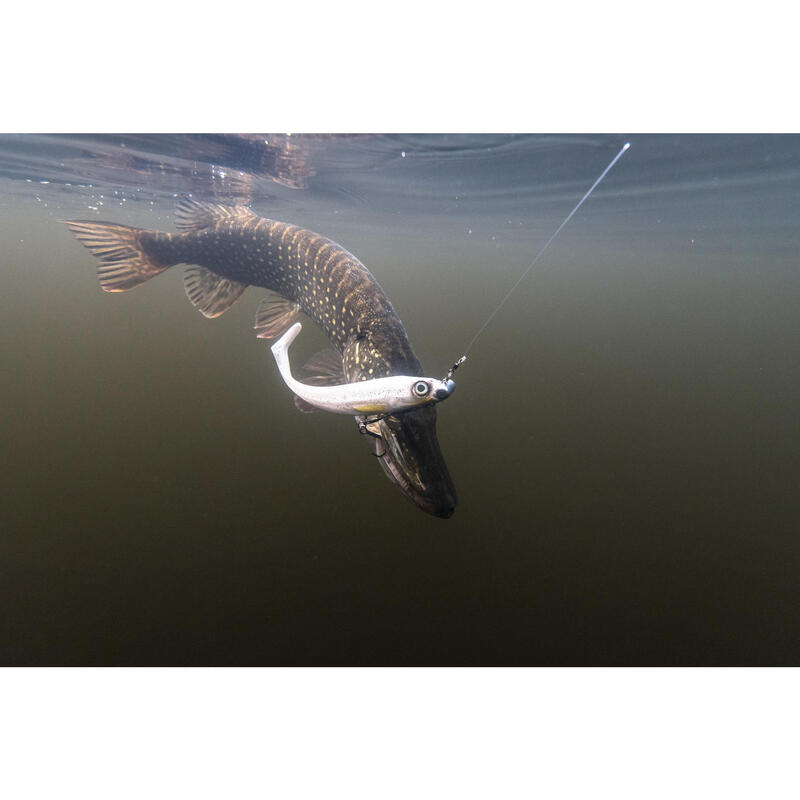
358;416;386;457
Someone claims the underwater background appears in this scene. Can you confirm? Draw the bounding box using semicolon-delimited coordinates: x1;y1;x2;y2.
2;133;799;665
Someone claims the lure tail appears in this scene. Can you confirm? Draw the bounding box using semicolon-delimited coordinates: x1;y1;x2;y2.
270;322;303;380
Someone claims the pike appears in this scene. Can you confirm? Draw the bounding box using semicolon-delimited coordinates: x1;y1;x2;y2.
64;198;458;518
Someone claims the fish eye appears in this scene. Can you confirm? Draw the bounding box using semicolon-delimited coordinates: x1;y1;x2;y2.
413;380;430;397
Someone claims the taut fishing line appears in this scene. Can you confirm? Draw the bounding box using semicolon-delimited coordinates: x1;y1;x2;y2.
443;141;631;383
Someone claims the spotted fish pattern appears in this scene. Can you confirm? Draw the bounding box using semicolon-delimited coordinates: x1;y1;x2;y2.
64;199;458;517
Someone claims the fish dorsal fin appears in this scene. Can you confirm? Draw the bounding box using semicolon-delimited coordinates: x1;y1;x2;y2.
184;266;248;318
300;348;345;386
293;395;320;414
174;198;259;231
254;293;301;339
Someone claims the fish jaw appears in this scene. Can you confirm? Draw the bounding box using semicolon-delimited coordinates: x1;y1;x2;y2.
365;404;457;519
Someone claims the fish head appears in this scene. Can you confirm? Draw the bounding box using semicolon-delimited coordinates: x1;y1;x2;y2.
361;404;458;518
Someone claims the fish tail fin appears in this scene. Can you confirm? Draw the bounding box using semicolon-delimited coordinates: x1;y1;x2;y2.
62;220;172;292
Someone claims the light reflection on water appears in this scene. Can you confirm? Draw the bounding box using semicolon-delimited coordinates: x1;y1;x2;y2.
1;134;799;665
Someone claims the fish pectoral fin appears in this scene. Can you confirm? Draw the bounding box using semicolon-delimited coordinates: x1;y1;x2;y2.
174;197;259;231
293;395;320;414
183;266;248;318
254;293;301;339
300;348;345;386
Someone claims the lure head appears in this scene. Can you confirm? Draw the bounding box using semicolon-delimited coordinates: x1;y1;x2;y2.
409;376;456;406
350;375;455;416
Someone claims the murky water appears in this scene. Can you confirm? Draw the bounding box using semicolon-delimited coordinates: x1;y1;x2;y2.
2;133;799;665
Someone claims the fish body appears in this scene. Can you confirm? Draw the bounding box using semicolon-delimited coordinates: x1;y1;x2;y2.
64;199;458;518
271;322;455;415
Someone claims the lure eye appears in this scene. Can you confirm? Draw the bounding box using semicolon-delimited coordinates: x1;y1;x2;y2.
413;380;430;398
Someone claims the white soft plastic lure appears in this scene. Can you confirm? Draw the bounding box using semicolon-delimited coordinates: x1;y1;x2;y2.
271;322;456;416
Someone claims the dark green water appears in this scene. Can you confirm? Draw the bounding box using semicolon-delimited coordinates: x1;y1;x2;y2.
2;134;799;664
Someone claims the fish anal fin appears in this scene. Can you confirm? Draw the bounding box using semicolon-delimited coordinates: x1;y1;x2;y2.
300;348;345;386
254;293;301;339
174;197;260;231
183;266;248;318
293;395;320;414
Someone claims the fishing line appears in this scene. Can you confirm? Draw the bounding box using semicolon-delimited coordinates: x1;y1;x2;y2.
444;141;631;382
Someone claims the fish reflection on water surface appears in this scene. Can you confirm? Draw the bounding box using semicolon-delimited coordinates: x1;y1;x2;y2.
64;198;458;518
